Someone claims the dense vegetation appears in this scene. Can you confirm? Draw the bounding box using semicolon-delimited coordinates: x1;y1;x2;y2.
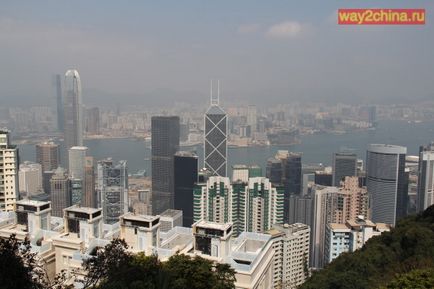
301;205;434;289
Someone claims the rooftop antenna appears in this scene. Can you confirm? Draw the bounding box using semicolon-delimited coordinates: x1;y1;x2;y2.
210;79;220;106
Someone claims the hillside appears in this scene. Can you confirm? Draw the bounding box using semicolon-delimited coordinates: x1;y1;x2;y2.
301;205;434;289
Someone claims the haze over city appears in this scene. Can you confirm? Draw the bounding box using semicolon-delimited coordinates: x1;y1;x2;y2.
1;0;434;106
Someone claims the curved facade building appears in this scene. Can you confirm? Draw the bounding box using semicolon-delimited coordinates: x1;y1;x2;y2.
63;69;83;150
366;144;407;226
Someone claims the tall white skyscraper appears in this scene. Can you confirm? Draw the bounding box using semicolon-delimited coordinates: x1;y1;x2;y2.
204;80;227;177
0;130;19;211
63;69;83;150
366;144;407;226
417;143;434;212
18;162;43;196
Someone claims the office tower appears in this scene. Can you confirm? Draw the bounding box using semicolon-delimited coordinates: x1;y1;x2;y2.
333;152;357;186
366;144;407;226
63;69;83;150
266;150;302;223
288;194;313;226
36;141;59;172
266;157;282;184
159;209;183;232
50;167;71;217
0;130;19;211
324;217;390;265
268;223;310;289
247;105;257;132
285;152;302;195
174;151;198;227
193;176;283;235
97;159;128;224
204;81;227;177
18;162;43;196
68;146;88;206
84;156;95;208
85;107;100;135
151;116;180;215
417;143;434;212
55;74;64;132
36;141;60;194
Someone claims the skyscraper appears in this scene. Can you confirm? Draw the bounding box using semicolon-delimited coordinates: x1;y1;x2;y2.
366;144;407;226
68;146;88;206
417;143;434;212
0;130;19;211
151;116;180;215
247;105;257;133
18;162;43;196
50;167;71;217
204;81;227;177
36;141;59;173
97;159;128;224
85;107;100;135
174;151;198;227
333;152;357;186
55;74;64;132
63;69;83;150
84;156;95;208
36;141;60;194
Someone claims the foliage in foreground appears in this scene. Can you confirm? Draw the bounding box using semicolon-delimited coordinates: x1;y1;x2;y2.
81;238;236;289
301;205;434;289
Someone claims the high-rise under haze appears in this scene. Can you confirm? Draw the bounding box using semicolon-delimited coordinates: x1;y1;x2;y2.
63;69;83;150
55;74;64;132
151;116;180;215
366;144;407;226
417;143;434;212
204;81;227;177
333;152;357;186
0;130;19;211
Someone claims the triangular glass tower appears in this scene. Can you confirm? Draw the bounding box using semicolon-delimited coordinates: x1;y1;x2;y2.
204;80;227;176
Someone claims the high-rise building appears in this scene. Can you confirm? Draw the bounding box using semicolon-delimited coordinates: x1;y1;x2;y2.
232;164;262;183
0;130;19;211
324;217;390;265
97;159;128;224
85;107;100;135
288;194;313;226
84;156;95;208
204;81;227;177
267;223;310;289
68;146;88;206
36;141;60;194
151;116;180;215
310;177;370;269
50;167;71;217
333;152;357;186
366;144;407;226
193;176;283;235
18;162;43;196
266;150;302;223
36;141;59;173
159;209;183;232
417;143;434;212
63;69;83;150
55;74;64;132
174;151;198;227
247;105;257;133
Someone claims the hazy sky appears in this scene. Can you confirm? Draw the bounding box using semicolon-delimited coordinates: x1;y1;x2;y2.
1;0;433;106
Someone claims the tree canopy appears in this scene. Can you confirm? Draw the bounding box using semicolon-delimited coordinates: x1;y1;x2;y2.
301;205;434;289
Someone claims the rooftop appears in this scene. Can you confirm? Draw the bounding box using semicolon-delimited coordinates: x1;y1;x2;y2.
193;220;232;231
16;199;50;207
122;212;159;223
65;205;101;215
160;209;182;218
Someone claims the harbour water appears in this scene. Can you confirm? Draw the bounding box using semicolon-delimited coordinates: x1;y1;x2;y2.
17;120;434;176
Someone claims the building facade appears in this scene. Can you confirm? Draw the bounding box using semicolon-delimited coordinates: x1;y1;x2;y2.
0;130;19;211
63;69;83;150
366;144;407;226
333;152;357;186
417;143;434;212
97;159;128;224
151;116;180;215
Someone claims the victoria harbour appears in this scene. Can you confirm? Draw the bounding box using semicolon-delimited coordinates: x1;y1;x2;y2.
18;120;434;176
